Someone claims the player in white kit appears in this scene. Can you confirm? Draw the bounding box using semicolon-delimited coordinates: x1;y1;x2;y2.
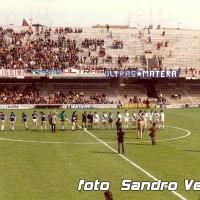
160;110;165;130
148;110;154;125
138;110;143;119
93;112;100;129
154;111;160;128
123;110;129;129
143;110;149;129
131;111;137;129
101;112;108;129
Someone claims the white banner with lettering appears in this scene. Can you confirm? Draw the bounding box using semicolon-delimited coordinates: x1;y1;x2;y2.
0;69;25;78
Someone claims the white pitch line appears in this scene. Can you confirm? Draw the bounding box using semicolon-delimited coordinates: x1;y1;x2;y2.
0;126;191;145
0;137;71;144
72;120;188;200
104;125;191;144
0;114;189;199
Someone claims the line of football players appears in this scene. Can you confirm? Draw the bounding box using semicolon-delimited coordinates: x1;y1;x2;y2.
0;110;164;132
81;110;165;131
0;111;62;131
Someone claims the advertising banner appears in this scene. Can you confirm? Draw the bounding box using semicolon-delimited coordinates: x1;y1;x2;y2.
105;70;180;78
63;68;105;74
31;69;61;75
0;69;25;78
62;104;117;109
0;104;35;109
121;103;156;109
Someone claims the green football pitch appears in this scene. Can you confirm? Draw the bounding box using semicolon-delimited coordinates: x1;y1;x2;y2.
0;108;199;200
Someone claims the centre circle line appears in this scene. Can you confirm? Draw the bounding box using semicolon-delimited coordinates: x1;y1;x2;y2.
0;125;191;144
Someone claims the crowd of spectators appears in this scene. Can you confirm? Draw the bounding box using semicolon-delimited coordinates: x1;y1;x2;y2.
117;55;129;67
49;90;112;104
82;38;104;49
0;26;149;71
1;26;190;74
90;56;99;65
54;27;82;34
0;85;47;104
112;40;123;49
185;67;200;78
0;27;89;70
0;85;112;104
103;55;112;63
156;40;169;49
156;89;167;105
123;94;151;105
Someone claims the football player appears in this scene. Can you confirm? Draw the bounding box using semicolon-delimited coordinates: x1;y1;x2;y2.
108;112;114;130
82;111;87;130
148;110;154;125
58;110;66;131
154;111;160;129
160;110;165;130
32;111;38;131
87;111;93;130
22;113;28;130
123;110;129;129
0;112;6;131
93;111;100;129
101;112;108;129
71;111;78;131
131;111;137;129
40;112;46;130
10;112;16;131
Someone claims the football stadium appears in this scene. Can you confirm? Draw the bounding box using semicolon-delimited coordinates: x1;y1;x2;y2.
0;0;200;200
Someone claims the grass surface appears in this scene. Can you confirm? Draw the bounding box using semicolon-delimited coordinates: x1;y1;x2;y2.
0;108;199;200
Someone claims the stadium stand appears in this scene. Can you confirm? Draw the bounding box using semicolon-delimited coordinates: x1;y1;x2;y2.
139;28;200;70
155;84;192;105
1;25;200;71
185;84;200;104
0;25;200;106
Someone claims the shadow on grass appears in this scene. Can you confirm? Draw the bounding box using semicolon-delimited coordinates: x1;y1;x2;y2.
90;151;116;154
181;150;200;153
126;142;151;146
98;138;114;140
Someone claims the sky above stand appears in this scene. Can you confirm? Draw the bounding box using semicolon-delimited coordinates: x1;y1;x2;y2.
0;0;200;29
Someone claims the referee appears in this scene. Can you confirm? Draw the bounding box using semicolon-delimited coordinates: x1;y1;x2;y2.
117;127;125;154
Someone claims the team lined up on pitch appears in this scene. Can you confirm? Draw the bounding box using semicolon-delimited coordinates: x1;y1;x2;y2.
0;110;165;134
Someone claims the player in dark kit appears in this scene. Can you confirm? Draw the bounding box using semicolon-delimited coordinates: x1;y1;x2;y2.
108;112;114;130
48;112;53;126
10;112;16;131
32;111;38;131
117;127;125;154
0;112;6;131
40;112;46;130
115;112;122;131
87;111;93;130
71;111;78;131
82;111;87;130
22;113;28;130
